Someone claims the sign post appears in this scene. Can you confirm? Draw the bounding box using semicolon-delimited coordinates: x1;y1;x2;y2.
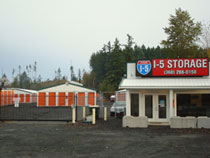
13;98;20;108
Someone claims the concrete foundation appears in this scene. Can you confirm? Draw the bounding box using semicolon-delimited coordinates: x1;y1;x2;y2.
170;116;196;128
123;116;148;128
197;117;210;129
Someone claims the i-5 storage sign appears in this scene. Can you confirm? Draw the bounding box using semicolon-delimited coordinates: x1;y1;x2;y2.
136;58;209;77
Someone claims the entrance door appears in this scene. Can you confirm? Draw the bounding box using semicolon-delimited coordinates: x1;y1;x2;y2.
158;95;167;120
145;94;168;122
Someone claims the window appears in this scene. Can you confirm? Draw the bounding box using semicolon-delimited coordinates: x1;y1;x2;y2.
145;95;153;118
131;94;139;116
177;94;210;117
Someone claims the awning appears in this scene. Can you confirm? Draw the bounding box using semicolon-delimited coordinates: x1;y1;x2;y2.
119;77;210;90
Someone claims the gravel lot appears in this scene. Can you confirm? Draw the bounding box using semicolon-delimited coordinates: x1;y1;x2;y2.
0;118;210;158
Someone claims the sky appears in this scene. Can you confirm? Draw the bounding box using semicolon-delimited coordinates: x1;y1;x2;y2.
0;0;210;82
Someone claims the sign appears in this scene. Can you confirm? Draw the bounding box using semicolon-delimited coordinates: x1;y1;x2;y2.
137;60;151;75
136;58;209;77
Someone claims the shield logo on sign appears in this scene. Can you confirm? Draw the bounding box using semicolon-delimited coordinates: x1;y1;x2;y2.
137;60;152;75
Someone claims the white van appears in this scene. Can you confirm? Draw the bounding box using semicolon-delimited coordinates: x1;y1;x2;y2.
110;90;126;118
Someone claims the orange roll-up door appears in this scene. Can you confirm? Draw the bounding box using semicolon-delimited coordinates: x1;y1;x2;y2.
0;91;3;106
14;94;18;98
38;92;46;106
68;92;74;106
11;90;14;104
88;92;95;106
4;91;7;105
78;92;85;106
49;92;56;106
20;94;24;103
8;91;11;105
26;94;30;103
32;94;37;103
58;92;65;106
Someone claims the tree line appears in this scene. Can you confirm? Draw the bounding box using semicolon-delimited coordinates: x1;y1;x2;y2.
87;8;210;92
3;61;85;90
1;8;210;93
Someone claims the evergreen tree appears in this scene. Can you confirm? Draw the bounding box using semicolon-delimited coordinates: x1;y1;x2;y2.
19;71;31;89
161;8;203;58
78;69;81;83
70;66;77;81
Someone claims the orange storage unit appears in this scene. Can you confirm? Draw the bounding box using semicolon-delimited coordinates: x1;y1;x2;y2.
58;92;65;106
32;94;37;103
7;91;11;105
78;92;85;106
4;91;7;105
0;91;3;106
11;90;14;104
49;92;56;106
68;92;74;106
14;94;18;98
88;92;95;106
20;94;24;103
38;92;46;106
26;94;30;103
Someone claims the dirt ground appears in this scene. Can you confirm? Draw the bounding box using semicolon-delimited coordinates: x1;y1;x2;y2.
0;118;210;158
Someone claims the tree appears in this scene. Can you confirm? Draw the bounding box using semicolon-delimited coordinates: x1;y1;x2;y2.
54;68;62;80
70;66;77;81
33;61;37;82
78;69;81;83
102;38;124;91
161;8;202;58
12;68;15;81
57;68;62;80
18;65;21;78
90;44;110;84
201;22;210;58
122;34;135;62
2;73;7;78
0;74;10;88
201;22;210;49
19;71;31;89
82;71;96;89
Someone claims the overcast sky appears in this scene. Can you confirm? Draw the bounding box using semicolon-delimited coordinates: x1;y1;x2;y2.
0;0;210;82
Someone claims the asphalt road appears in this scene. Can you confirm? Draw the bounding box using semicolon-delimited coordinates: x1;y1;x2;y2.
0;118;210;158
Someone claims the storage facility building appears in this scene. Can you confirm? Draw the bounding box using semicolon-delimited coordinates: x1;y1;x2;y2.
0;88;37;106
37;82;96;107
120;58;210;127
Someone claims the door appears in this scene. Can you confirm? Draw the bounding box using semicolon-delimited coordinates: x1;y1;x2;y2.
131;94;139;116
145;94;168;122
158;95;167;119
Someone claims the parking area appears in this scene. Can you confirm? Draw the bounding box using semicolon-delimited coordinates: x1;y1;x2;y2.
0;118;210;158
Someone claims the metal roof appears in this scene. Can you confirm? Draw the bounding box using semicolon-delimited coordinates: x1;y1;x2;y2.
119;77;210;90
4;88;37;94
38;82;96;92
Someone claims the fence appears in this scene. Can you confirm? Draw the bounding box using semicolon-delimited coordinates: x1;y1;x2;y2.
0;93;98;121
